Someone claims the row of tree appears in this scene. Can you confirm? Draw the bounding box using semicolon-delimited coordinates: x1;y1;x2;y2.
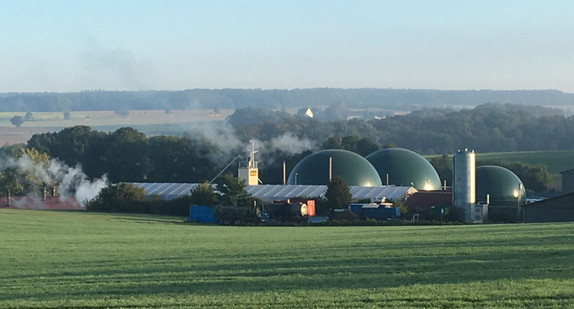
0;102;557;196
229;103;574;154
2;89;573;113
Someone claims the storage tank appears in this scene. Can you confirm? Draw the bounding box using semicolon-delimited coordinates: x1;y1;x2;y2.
287;149;382;186
477;165;525;222
365;148;442;190
452;149;476;222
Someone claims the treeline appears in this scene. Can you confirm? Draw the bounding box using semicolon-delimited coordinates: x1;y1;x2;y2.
27;126;223;183
229;103;574;154
0;103;560;194
1;88;574;112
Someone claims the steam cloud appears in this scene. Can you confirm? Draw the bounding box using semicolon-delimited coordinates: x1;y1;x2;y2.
267;133;316;155
4;154;107;206
256;133;317;167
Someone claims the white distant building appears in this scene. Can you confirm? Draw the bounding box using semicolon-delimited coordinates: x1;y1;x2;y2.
295;107;314;118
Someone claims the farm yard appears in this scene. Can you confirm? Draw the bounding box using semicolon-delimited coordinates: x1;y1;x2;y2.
1;209;573;308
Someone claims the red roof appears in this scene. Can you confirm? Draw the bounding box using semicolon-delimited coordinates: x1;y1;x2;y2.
0;196;84;210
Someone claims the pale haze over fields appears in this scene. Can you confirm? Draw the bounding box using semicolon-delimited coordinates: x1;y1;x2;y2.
2;0;573;93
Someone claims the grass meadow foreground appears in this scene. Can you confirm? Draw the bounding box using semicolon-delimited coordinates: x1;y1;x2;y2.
0;210;573;308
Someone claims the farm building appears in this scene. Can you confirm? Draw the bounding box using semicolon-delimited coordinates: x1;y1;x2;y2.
560;168;574;193
245;184;416;204
133;146;528;224
405;191;452;220
521;191;574;223
131;182;417;204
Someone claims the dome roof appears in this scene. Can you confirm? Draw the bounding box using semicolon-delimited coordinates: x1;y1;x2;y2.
365;148;442;190
476;165;526;206
287;149;382;186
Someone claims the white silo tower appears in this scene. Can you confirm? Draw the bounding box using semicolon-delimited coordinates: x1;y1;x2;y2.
452;149;476;222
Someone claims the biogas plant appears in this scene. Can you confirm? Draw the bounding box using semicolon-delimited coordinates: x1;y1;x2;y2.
140;141;528;224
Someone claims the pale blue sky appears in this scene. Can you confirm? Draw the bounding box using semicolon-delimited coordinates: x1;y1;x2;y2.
1;0;573;92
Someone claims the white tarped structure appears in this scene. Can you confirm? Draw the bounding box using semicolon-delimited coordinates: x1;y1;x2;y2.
132;183;416;203
132;182;199;200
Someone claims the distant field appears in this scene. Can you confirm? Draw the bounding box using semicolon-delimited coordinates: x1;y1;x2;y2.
476;150;574;174
1;209;573;308
0;109;233;145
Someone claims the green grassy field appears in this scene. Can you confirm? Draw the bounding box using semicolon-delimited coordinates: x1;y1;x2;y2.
477;150;574;189
476;150;574;175
1;209;573;308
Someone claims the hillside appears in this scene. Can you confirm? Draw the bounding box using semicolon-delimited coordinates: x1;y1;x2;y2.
1;88;574;113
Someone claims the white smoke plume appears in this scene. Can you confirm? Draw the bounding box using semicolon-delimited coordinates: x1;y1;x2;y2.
4;153;108;206
47;159;108;205
267;133;316;155
255;133;317;168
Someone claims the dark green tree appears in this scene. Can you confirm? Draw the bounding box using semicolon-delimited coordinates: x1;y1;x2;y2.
10;116;24;128
85;182;145;212
214;173;252;206
429;154;452;186
341;135;359;151
355;138;379;156
324;175;352;209
190;182;219;206
322;136;342;149
104;127;151;182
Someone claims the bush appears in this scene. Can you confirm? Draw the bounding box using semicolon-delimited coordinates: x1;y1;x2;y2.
86;183;192;216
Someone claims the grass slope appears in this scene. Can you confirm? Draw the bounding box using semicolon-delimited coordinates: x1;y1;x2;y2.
1;210;573;308
475;150;574;174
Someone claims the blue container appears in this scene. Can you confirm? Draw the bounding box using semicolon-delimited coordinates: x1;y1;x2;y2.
361;206;400;220
189;205;216;223
348;204;364;215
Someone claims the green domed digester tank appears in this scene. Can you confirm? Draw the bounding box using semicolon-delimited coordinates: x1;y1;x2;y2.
287;149;382;186
365;148;442;190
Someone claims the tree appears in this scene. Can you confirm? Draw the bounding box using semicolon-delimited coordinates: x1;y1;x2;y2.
190;182;219;206
10;116;24;127
24;112;33;121
63;111;71;120
104;127;151;182
322;136;342;149
341;135;359;151
0;148;53;196
85;182;145;212
214;173;252;206
429;154;452;186
324;175;352;209
355;138;379;156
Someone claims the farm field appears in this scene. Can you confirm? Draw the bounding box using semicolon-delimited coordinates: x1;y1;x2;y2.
0;109;233;145
1;210;573;308
476;150;574;175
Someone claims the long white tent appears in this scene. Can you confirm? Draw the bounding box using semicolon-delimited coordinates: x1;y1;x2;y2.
132;183;416;203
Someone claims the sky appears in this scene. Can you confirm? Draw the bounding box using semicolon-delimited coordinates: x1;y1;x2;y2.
1;0;574;93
